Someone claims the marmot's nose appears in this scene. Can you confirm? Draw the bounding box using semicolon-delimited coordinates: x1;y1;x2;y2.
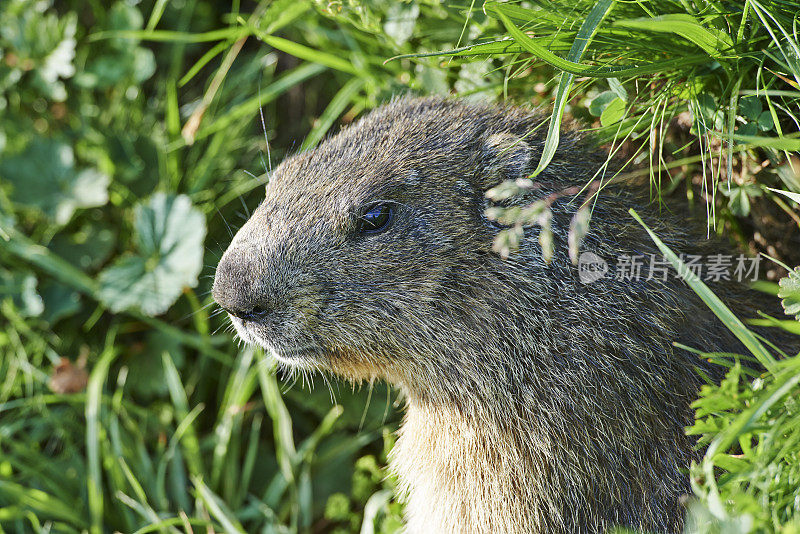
222;302;271;322
212;254;271;322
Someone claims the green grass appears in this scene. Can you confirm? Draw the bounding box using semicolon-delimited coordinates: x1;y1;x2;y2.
0;0;799;532
633;209;800;531
419;0;800;258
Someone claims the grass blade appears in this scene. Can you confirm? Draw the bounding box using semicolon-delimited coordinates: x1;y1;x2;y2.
162;352;204;478
629;208;777;372
89;28;247;43
0;481;84;525
766;187;800;205
193;477;247;534
488;3;710;77
254;32;360;76
613;14;733;59
174;62;327;149
85;344;118;534
531;0;616;176
257;353;297;483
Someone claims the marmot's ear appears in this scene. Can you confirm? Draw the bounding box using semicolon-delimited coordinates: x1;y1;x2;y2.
477;133;532;189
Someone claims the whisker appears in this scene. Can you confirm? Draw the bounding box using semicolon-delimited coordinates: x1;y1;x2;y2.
239;194;251;219
215;207;234;238
258;73;272;173
358;381;374;432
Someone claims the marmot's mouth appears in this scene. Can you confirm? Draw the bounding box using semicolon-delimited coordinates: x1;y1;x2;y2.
230;315;321;367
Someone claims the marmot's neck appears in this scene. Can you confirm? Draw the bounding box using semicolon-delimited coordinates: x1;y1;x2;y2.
390;380;691;534
391;397;541;534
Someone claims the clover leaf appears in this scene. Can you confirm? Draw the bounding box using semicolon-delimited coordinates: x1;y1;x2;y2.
80;2;156;89
384;2;419;46
97;193;206;316
588;90;618;116
778;266;800;321
0;269;43;317
723;183;762;217
39;280;81;324
0;3;77;100
0;139;109;225
738;95;762;120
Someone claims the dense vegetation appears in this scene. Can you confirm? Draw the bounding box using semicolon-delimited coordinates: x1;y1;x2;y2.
0;0;798;532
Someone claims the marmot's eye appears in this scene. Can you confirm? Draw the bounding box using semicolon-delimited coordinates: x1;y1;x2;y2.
359;203;394;234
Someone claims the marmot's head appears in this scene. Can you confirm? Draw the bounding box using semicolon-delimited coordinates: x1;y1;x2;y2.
213;97;578;393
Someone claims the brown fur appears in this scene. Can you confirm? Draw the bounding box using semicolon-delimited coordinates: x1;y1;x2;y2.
212;97;794;533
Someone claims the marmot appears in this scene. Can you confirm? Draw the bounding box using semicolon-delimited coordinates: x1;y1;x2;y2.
212;97;792;533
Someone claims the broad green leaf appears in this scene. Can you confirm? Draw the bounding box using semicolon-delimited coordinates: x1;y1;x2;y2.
131;47;156;82
727;188;751;216
109;1;143;34
0;220;231;363
39;30;76;84
418;65;449;94
775;159;800;193
454;61;497;96
599;97;626;126
97;193;206;316
738;122;758;136
588;90;618;116
39;280;81;324
696;93;718;122
78;2;155;88
739;95;762;119
0;6;77;99
778;267;800;320
756;110;774;131
0;139;109;225
607;77;628;102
